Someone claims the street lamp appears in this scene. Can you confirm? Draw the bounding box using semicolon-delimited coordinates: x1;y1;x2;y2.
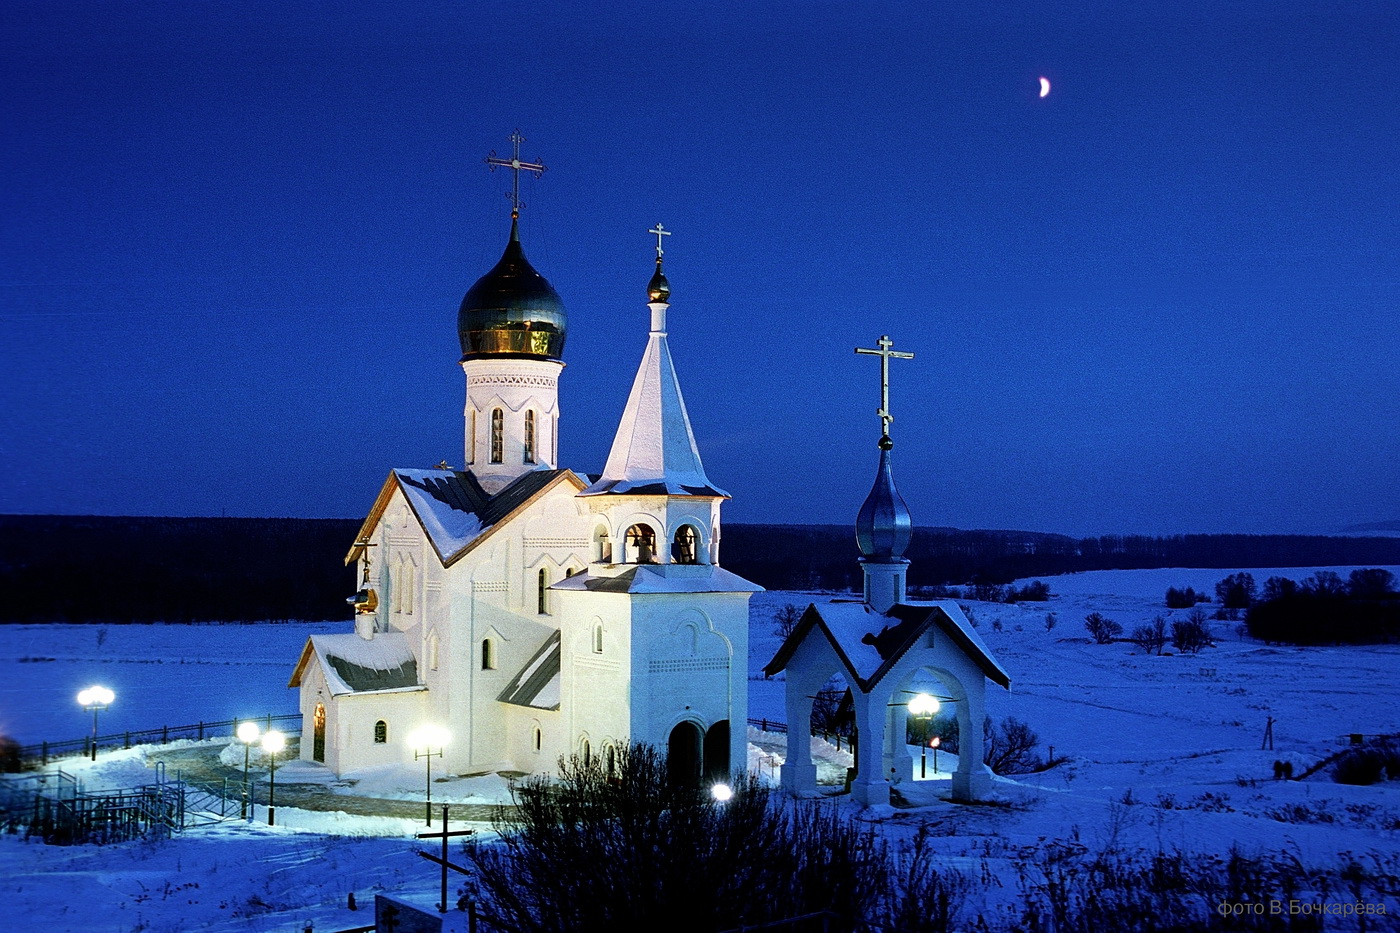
711;783;733;803
77;686;114;761
262;729;286;826
907;693;940;780
237;721;261;820
409;725;449;826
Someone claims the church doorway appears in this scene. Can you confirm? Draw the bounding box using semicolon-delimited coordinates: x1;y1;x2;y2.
667;721;703;787
312;703;326;763
703;720;730;783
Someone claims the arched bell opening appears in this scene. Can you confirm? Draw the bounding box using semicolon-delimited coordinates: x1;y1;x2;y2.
671;524;703;564
624;523;659;564
667;721;703;787
703;720;730;784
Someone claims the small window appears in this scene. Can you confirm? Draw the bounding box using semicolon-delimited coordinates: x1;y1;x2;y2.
482;638;496;670
533;725;543;753
374;720;387;744
625;524;657;564
490;408;504;463
605;744;617;778
592;622;604;655
468;409;476;464
672;525;699;564
580;738;591;767
538;568;549;615
565;566;577;578
523;411;536;464
428;631;439;671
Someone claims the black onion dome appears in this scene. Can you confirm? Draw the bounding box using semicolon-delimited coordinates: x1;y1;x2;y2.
647;259;671;303
855;437;912;562
458;218;567;361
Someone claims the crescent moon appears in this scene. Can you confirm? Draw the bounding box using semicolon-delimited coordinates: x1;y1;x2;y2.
1038;77;1051;98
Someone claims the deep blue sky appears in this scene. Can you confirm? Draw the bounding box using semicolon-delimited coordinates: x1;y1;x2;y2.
4;1;1397;536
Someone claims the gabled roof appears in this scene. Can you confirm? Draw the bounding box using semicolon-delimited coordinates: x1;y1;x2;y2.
551;564;763;594
289;632;425;697
579;320;727;499
347;467;586;566
498;630;561;710
764;598;1010;692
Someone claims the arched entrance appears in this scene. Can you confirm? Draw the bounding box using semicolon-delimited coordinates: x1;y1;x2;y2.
703;720;730;783
312;703;326;763
667;721;703;787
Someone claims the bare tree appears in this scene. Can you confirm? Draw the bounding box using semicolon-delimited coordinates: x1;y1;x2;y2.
772;603;804;639
1084;612;1122;645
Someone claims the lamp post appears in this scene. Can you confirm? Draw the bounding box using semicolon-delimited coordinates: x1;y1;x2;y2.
409;726;449;826
907;693;940;780
77;686;115;761
237;721;261;820
262;729;286;826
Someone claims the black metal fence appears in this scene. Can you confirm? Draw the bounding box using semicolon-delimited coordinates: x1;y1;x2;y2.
18;712;302;767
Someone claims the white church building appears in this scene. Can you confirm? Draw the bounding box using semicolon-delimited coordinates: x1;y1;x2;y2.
289;181;760;783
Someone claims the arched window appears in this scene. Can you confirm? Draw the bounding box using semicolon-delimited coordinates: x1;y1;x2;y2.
523;410;536;464
490;408;504;463
594;526;612;563
604;743;617;778
565;567;577;578
403;560;415;615
580;738;591;767
427;630;439;671
482;638;496;670
537;568;549;615
672;525;700;564
533;725;543;753
592;622;604;654
468;409;476;464
374;720;387;744
625;524;657;564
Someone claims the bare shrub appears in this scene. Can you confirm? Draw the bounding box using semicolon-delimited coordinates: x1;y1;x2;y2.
1129;616;1168;656
1084;612;1122;645
1044;612;1058;632
1170;611;1213;654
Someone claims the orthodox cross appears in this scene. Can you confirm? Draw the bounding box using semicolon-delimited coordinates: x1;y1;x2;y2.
484;129;546;217
355;538;378;584
416;804;477;915
648;222;671;259
855;335;915;438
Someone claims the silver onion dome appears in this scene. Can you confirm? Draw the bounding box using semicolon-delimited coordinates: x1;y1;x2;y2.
855;435;912;562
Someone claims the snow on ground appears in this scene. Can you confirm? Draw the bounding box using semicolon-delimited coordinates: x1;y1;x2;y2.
3;567;1399;930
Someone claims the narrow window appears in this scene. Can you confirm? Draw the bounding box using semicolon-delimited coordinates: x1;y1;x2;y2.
523;411;536;464
427;631;439;671
672;525;699;564
482;638;496;670
374;720;387;744
490;408;504;463
626;524;657;563
533;725;543;752
592;623;603;655
605;744;616;778
468;409;476;464
538;568;549;615
404;561;414;615
580;738;591;767
565;567;577;578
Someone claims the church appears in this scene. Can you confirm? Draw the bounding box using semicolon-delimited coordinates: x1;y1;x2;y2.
289;141;760;783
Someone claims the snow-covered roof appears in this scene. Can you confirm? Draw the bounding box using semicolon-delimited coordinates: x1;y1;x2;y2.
550;564;763;594
764;598;1010;692
579;318;728;499
347;468;584;566
498;630;560;710
289;632;424;697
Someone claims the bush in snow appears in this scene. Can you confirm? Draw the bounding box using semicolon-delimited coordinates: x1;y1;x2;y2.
1332;738;1400;786
1170;611;1213;654
931;715;1052;776
1045;612;1058;632
1084;613;1122;644
1129;616;1168;656
1215;572;1257;610
1164;586;1208;609
1007;580;1052;602
771;603;804;639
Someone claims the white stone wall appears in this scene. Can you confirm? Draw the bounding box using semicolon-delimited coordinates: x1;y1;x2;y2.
462;358;563;490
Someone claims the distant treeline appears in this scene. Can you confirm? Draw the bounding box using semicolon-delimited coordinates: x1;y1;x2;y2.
3;515;1400;623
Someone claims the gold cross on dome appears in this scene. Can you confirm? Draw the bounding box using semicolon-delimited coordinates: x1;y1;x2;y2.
648;223;672;259
484;129;546;217
855;335;915;437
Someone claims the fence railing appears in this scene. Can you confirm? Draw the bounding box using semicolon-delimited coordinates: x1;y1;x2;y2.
748;717;788;734
19;712;302;766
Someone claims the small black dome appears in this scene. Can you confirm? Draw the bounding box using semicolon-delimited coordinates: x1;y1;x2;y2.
458;218;567;361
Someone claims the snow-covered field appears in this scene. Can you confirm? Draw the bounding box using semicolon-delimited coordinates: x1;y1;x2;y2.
3;566;1398;931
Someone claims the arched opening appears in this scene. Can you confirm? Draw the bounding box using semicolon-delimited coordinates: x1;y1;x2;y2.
312;703;326;762
537;568;549;615
810;674;857;787
482;638;496;670
625;523;658;564
490;408;504;463
594;525;612;563
532;725;543;753
523;410;536;464
672;524;701;564
468;409;476;464
580;737;592;767
703;720;730;783
604;743;617;779
427;630;439;671
373;720;387;744
667;721;703;787
592;622;604;654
